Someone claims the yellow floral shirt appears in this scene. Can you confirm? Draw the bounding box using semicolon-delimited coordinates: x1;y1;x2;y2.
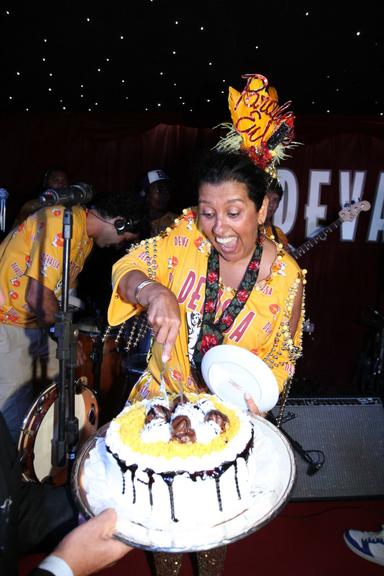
108;208;306;401
0;206;93;327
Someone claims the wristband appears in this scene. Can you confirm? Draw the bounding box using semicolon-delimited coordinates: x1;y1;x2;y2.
134;279;157;307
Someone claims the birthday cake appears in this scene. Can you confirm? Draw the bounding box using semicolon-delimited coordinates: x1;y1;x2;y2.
82;393;264;530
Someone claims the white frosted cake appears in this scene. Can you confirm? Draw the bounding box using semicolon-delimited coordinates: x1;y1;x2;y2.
83;393;261;529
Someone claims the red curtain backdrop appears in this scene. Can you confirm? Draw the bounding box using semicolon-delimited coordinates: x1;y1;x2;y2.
0;113;383;395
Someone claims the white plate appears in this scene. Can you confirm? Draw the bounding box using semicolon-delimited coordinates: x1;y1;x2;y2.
201;345;279;412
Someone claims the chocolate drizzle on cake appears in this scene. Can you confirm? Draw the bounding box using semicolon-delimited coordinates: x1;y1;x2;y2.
106;447;138;501
145;469;155;507
162;472;178;522
234;460;240;499
107;427;254;522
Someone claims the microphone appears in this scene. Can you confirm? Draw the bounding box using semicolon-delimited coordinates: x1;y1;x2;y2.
38;182;94;207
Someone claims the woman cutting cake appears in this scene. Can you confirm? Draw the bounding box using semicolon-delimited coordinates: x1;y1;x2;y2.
107;73;306;576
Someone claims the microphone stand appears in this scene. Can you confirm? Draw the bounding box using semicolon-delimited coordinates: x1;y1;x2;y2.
51;206;79;477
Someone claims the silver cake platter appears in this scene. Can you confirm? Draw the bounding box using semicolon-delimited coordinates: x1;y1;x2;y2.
71;417;296;552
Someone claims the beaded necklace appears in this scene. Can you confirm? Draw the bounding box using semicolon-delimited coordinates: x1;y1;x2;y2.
192;240;263;374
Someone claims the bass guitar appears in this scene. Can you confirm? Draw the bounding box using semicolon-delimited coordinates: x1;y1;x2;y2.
291;200;371;260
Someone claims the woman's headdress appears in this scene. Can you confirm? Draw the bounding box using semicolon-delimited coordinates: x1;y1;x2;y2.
214;73;297;178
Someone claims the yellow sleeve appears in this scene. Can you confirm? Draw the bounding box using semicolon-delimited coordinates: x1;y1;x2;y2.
26;210;64;292
108;244;147;326
262;271;306;393
108;209;196;326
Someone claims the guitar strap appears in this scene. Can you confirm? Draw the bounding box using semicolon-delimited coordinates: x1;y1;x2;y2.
271;224;280;243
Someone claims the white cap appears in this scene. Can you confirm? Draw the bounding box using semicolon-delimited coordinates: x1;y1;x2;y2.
146;169;169;186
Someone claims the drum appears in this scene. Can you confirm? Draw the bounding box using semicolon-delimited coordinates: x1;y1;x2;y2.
18;380;98;486
76;322;128;424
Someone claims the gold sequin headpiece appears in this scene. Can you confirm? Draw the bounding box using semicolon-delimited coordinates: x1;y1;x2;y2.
214;73;297;178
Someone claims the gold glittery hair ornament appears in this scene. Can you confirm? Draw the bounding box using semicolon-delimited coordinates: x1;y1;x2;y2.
214;73;297;178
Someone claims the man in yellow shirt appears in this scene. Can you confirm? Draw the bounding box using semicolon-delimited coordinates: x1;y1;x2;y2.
0;193;143;440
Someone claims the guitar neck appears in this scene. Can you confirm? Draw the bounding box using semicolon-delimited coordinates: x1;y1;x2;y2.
292;219;342;259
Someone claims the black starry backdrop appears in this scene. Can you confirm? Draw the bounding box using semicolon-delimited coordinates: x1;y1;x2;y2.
1;1;383;123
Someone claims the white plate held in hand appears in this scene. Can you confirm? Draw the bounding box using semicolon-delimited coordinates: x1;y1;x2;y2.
201;344;279;412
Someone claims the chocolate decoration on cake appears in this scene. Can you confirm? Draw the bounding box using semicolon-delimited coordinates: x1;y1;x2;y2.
205;409;229;431
171;415;197;443
172;394;189;410
145;404;171;424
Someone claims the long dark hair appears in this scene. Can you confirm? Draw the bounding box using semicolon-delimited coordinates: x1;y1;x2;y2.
195;150;268;210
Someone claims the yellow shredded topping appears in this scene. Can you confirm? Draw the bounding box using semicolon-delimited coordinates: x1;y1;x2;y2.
116;394;240;459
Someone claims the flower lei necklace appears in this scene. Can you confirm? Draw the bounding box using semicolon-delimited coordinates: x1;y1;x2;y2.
192;239;263;374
